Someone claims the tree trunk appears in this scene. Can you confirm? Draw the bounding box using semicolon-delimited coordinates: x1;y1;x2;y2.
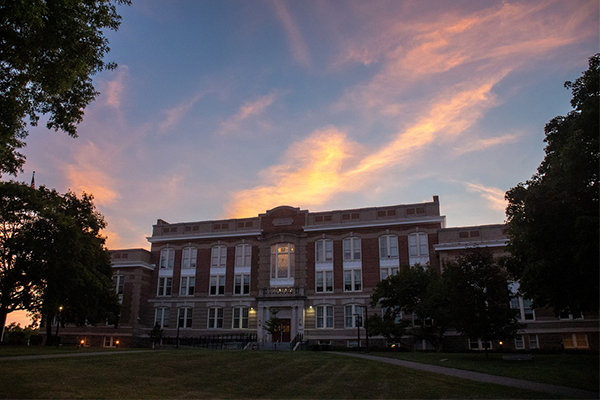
0;309;7;342
44;314;54;346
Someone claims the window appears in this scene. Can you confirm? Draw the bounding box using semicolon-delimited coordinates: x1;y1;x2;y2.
380;266;399;280
234;274;250;295
104;336;120;348
232;307;249;329
211;245;227;268
381;307;402;323
315;239;333;263
210;275;225;295
408;233;428;257
514;335;524;349
160;248;174;269
563;333;589;349
235;244;252;267
344;305;364;328
343;237;361;261
408;233;429;266
112;275;124;303
271;243;295;280
181;247;197;269
468;338;492;350
208;308;224;329
529;335;539;349
154;308;169;328
316;271;333;293
344;269;362;292
178;308;193;328
316;305;334;328
180;276;195;296
379;235;398;259
157;277;172;296
511;297;535;321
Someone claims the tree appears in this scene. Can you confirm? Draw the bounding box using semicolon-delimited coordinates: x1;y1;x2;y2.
369;265;452;352
263;309;282;340
0;0;131;175
444;248;521;354
505;54;599;315
0;181;120;344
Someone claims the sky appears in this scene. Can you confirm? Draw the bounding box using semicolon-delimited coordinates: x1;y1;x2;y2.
5;0;599;326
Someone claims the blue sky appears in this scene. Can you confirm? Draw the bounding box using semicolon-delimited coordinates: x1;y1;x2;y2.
12;0;599;254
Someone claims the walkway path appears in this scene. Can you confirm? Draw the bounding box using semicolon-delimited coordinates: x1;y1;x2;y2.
0;350;153;361
332;352;598;399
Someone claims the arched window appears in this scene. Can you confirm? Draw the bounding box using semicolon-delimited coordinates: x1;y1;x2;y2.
271;243;295;280
211;245;227;268
379;235;398;259
160;248;174;269
181;247;197;269
343;237;361;261
315;239;333;263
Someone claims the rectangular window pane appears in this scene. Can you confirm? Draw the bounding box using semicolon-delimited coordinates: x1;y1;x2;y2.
316;307;324;328
188;277;195;295
354;270;361;291
234;275;241;295
325;240;333;261
343;239;351;261
242;308;249;329
326;306;334;328
233;308;240;328
243;275;250;294
316;272;323;292
344;271;352;291
353;238;361;260
345;305;353;327
325;271;333;292
316;241;323;263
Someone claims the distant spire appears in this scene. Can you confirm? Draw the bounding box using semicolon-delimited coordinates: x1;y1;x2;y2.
30;171;35;189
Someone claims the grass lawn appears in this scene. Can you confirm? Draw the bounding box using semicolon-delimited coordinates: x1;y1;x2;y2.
370;351;599;392
0;348;568;399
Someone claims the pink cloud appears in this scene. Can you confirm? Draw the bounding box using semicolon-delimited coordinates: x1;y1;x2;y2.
272;0;311;67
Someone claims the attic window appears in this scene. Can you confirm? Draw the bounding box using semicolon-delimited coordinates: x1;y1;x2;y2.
459;232;469;239
315;216;324;222
377;211;386;217
416;207;425;214
470;231;480;238
245;221;253;227
342;213;350;220
323;215;332;222
237;222;244;228
406;208;415;215
351;213;359;219
170;227;178;232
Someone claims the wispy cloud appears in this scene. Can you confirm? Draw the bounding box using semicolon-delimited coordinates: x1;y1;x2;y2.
453;133;520;156
159;91;207;134
272;0;311;67
218;91;278;135
464;182;507;212
103;66;129;108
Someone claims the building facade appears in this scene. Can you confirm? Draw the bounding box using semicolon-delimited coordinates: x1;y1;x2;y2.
52;196;599;351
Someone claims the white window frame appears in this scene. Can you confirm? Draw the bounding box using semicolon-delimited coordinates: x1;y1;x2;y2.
316;305;334;329
316;270;333;293
529;334;539;349
154;308;169;328
408;233;429;266
234;274;250;295
315;239;333;263
271;243;295;281
157;277;172;296
380;266;399;280
468;338;492;350
379;235;398;259
160;248;174;269
178;307;193;328
511;297;535;321
113;275;124;303
232;307;249;329
514;335;525;349
343;269;362;292
210;275;225;296
208;307;224;329
103;336;119;348
343;237;361;261
181;247;197;269
211;245;227;268
180;276;195;296
563;333;589;349
235;244;252;267
344;304;364;328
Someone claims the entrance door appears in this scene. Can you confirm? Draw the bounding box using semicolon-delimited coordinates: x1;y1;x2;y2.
272;318;291;342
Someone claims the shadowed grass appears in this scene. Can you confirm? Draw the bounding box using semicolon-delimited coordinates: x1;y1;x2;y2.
0;349;567;399
370;351;599;392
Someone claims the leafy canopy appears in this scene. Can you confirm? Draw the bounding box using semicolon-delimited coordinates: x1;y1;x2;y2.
0;181;120;340
0;0;130;175
505;53;599;315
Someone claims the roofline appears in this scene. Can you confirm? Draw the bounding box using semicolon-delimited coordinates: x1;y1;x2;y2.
112;262;155;271
303;216;446;232
147;230;263;243
433;239;508;251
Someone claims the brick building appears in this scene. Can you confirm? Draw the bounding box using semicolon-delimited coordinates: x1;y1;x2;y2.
52;196;598;351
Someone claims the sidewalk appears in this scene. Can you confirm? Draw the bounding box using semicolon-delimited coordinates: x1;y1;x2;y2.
0;350;153;361
332;352;599;399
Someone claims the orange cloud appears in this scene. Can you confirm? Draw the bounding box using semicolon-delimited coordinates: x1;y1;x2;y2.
67;166;120;206
453;133;520;156
464;182;507;212
272;0;311;67
225;128;359;217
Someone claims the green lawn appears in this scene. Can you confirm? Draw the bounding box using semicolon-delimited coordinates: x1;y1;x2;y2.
370;351;599;392
0;349;569;399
